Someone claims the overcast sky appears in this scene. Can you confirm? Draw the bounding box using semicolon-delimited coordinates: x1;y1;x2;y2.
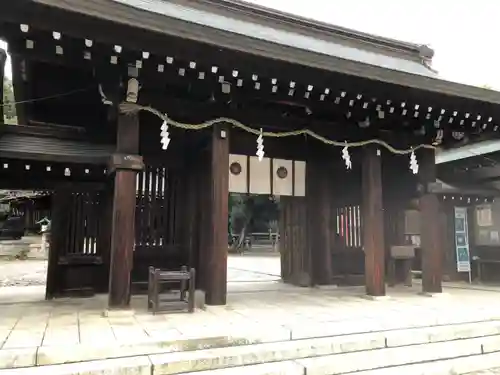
2;0;499;89
245;0;500;89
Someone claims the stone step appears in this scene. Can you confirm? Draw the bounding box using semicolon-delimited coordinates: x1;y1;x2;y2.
149;325;500;375
5;317;500;369
333;352;500;375
0;332;289;370
297;334;500;374
3;319;500;374
164;353;500;375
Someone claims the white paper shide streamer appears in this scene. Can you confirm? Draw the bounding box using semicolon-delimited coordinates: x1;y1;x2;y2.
160;119;170;150
127;102;433;176
256;128;265;161
342;142;352;170
409;150;419;174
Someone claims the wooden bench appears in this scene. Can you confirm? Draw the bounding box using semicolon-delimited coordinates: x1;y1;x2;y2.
474;257;500;282
147;266;196;314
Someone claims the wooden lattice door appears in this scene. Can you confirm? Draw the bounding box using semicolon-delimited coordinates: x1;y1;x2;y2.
46;183;109;298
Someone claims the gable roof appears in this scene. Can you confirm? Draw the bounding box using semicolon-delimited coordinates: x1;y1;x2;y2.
27;0;500;105
111;0;436;77
3;0;499;106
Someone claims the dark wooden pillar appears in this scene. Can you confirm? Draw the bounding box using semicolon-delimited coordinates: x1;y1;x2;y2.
205;124;229;305
307;159;333;285
362;146;386;296
419;148;442;293
108;112;140;308
197;151;211;291
0;48;6;121
46;189;70;299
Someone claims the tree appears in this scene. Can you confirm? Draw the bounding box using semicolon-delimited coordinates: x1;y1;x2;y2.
228;193;279;249
2;77;16;122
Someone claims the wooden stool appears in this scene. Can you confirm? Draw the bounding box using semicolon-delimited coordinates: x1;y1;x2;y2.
147;266;196;314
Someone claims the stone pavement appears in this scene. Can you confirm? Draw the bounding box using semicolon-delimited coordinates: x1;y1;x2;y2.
227;253;281;283
4;254;500;373
2;283;500;371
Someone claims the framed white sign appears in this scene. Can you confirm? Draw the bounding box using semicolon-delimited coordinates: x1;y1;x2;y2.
476;204;493;227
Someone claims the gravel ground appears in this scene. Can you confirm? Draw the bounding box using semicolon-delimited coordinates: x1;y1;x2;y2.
0;260;48;287
0;254;281;288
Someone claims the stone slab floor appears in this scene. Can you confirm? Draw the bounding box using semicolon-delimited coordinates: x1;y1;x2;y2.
2;284;500;355
2;253;500;372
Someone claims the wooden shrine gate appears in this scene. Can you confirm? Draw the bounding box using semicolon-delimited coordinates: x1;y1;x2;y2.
46;183;110;299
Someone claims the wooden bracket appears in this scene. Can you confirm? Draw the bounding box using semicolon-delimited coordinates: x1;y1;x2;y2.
108;153;144;174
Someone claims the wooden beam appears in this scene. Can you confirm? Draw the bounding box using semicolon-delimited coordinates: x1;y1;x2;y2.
108;112;140;308
419;148;443;294
205;124;229;305
362;145;385;296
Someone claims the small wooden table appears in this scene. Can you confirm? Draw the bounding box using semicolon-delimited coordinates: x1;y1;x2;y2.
147;266;196;314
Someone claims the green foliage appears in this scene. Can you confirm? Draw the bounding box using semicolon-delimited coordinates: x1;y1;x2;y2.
2;77;16;122
229;193;279;235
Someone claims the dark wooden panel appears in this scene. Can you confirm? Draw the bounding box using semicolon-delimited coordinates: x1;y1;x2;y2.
280;196;310;286
307;158;333;285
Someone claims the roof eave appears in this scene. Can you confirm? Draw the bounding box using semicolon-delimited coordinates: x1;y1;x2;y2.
436;140;500;164
16;0;500;105
196;0;431;58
